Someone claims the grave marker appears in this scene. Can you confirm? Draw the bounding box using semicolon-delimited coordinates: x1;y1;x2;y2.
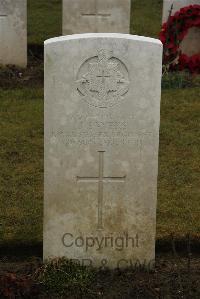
162;0;200;56
44;33;163;269
81;0;111;18
62;0;131;34
0;0;27;67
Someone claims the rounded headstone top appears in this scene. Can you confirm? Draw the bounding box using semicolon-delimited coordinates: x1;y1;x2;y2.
44;33;162;47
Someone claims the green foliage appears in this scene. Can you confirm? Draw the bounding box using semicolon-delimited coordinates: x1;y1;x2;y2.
131;0;163;37
0;0;199;247
27;0;163;45
36;258;95;295
162;72;200;89
0;87;199;245
0;88;43;246
28;0;62;45
157;87;200;238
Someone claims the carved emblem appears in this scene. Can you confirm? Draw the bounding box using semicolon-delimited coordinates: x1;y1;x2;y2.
77;50;130;108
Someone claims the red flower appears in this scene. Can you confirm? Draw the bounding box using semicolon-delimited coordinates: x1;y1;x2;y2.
159;4;200;74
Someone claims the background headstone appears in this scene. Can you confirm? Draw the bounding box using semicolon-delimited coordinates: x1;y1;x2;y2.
162;0;200;56
0;0;27;67
62;0;131;35
44;33;163;269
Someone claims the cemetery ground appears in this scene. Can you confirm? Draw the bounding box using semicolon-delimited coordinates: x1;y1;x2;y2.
0;0;200;298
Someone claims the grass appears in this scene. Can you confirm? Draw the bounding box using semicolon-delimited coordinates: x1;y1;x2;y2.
1;256;199;298
131;0;163;37
0;88;43;245
27;0;163;45
0;1;199;297
157;88;200;238
28;0;62;45
0;0;199;247
0;86;199;245
36;258;95;296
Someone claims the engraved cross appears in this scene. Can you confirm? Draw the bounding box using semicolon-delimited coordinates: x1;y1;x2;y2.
77;151;126;230
81;0;111;18
96;69;111;84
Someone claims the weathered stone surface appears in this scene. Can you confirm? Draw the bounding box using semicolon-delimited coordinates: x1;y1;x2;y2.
44;34;163;269
162;0;200;56
0;0;27;67
162;0;200;22
62;0;131;34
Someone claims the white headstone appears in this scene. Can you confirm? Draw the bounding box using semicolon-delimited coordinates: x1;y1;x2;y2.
62;0;131;35
44;33;163;269
0;0;27;67
162;0;200;56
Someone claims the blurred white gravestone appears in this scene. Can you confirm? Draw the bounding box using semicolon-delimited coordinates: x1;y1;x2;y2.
44;33;163;269
62;0;131;34
0;0;27;67
162;0;200;56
